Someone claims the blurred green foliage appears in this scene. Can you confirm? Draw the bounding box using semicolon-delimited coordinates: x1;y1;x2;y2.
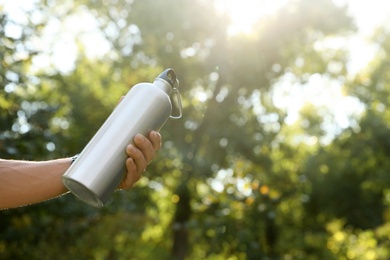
1;0;390;259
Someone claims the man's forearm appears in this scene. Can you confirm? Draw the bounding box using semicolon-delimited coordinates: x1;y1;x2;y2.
0;158;71;209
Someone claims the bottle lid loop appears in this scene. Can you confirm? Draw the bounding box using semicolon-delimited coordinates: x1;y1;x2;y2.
170;87;182;119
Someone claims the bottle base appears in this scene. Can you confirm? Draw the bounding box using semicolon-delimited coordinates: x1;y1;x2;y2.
62;177;104;208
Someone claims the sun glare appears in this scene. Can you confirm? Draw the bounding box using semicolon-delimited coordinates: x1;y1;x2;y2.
214;0;287;35
214;0;387;142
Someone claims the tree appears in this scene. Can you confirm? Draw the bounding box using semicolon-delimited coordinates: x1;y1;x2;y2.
300;27;390;259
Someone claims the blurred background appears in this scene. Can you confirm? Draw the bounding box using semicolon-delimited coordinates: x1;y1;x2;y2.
1;0;390;259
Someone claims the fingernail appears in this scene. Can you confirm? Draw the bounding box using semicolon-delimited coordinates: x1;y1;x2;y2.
135;134;145;143
127;144;136;154
128;157;134;165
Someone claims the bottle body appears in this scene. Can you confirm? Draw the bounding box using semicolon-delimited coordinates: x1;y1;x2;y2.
62;82;172;207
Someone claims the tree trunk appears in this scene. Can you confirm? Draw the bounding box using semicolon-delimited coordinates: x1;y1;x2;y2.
171;183;192;260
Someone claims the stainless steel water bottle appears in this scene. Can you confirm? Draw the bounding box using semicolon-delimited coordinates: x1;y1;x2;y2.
62;68;182;207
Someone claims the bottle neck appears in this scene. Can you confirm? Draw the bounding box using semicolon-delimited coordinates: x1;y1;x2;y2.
153;78;173;95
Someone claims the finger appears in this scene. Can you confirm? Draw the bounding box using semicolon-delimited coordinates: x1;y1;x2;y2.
134;134;155;164
120;158;140;189
126;143;148;173
149;131;162;151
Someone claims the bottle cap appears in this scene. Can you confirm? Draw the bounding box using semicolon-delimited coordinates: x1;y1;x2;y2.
156;68;182;119
157;68;178;88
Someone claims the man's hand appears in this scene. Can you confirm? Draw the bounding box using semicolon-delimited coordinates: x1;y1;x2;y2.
119;131;162;189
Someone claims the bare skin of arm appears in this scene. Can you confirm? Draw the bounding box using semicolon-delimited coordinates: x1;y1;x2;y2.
0;131;161;209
